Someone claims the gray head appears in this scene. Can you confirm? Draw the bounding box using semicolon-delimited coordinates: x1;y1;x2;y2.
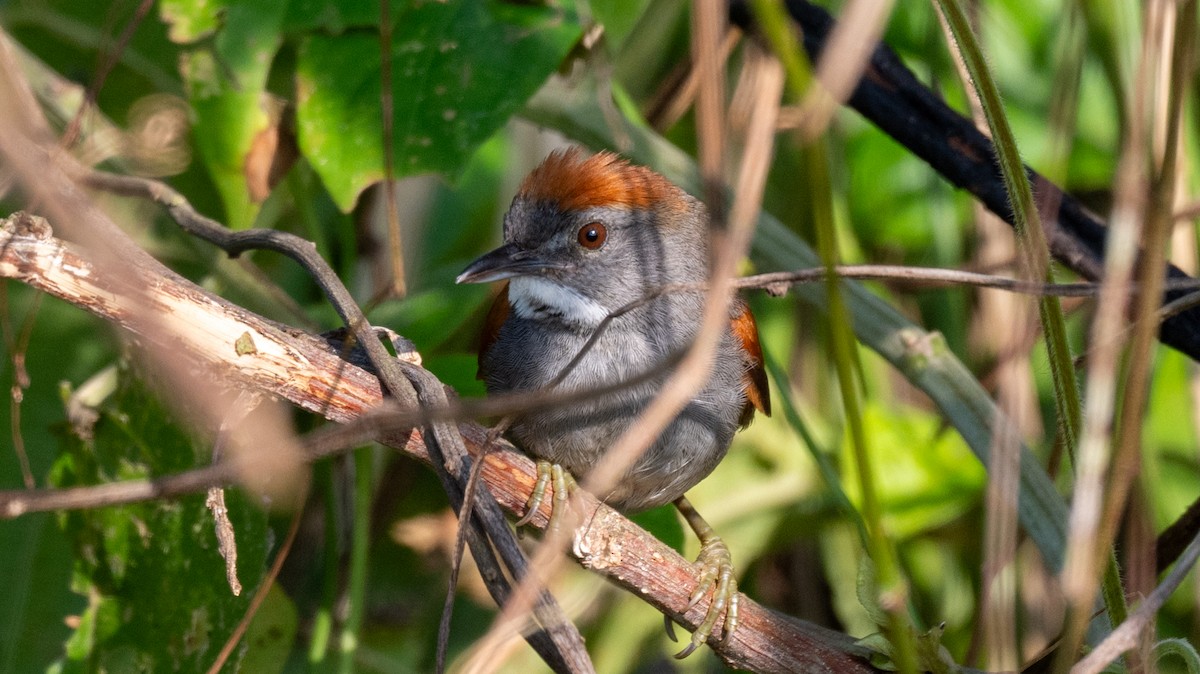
456;149;710;328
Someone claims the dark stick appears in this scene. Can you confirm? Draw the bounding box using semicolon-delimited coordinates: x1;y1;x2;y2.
404;364;590;674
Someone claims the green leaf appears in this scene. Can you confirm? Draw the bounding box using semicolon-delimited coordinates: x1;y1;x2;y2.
48;370;279;672
295;0;582;211
855;556;888;627
856;632;898;671
162;0;287;228
588;0;654;52
841;403;986;539
0;515;79;673
283;0;406;33
1155;637;1200;674
853;622;962;673
159;0;221;42
237;586;298;674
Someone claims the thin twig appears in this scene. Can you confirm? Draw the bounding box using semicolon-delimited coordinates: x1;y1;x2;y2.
205;504;305;674
406;362;594;674
739;265;1200;296
205;486;242;596
377;0;406;300
444;417;513;673
0;284;41;489
1072;530;1200;674
60;0;155;148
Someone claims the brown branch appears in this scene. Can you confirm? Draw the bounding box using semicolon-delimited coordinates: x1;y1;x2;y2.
0;214;878;673
0;197;590;672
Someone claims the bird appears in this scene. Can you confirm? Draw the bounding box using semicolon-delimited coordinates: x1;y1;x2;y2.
456;148;770;658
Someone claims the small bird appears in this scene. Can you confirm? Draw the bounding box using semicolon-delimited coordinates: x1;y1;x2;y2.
456;148;770;657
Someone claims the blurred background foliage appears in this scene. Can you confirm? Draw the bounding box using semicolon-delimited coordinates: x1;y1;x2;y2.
0;0;1197;672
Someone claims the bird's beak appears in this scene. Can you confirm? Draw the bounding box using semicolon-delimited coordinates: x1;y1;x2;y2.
456;242;565;284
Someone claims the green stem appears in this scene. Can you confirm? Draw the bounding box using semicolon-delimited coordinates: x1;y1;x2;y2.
763;351;870;548
935;0;1129;658
337;448;373;674
752;2;919;671
932;0;1081;452
814;137;920;674
308;461;338;667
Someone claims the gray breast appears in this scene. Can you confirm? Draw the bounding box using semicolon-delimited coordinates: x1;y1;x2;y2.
481;305;747;512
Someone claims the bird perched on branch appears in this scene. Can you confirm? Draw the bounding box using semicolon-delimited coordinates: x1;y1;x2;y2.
457;148;770;658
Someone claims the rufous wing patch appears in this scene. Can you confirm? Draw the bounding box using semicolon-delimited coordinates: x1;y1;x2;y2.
517;148;688;216
730;299;771;426
477;282;511;380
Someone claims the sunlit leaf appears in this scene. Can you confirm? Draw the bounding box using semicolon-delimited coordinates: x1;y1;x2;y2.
162;0;287;229
841;403;986;539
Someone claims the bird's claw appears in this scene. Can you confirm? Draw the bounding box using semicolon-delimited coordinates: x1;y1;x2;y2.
514;460;576;534
673;534;738;659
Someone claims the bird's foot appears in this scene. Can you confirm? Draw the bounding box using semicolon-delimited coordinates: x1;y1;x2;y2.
667;496;738;658
671;534;738;658
514;460;577;534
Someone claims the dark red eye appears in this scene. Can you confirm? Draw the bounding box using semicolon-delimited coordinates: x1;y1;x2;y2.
577;222;607;249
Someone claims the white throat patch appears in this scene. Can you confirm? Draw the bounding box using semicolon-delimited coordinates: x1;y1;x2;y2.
508;277;609;327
